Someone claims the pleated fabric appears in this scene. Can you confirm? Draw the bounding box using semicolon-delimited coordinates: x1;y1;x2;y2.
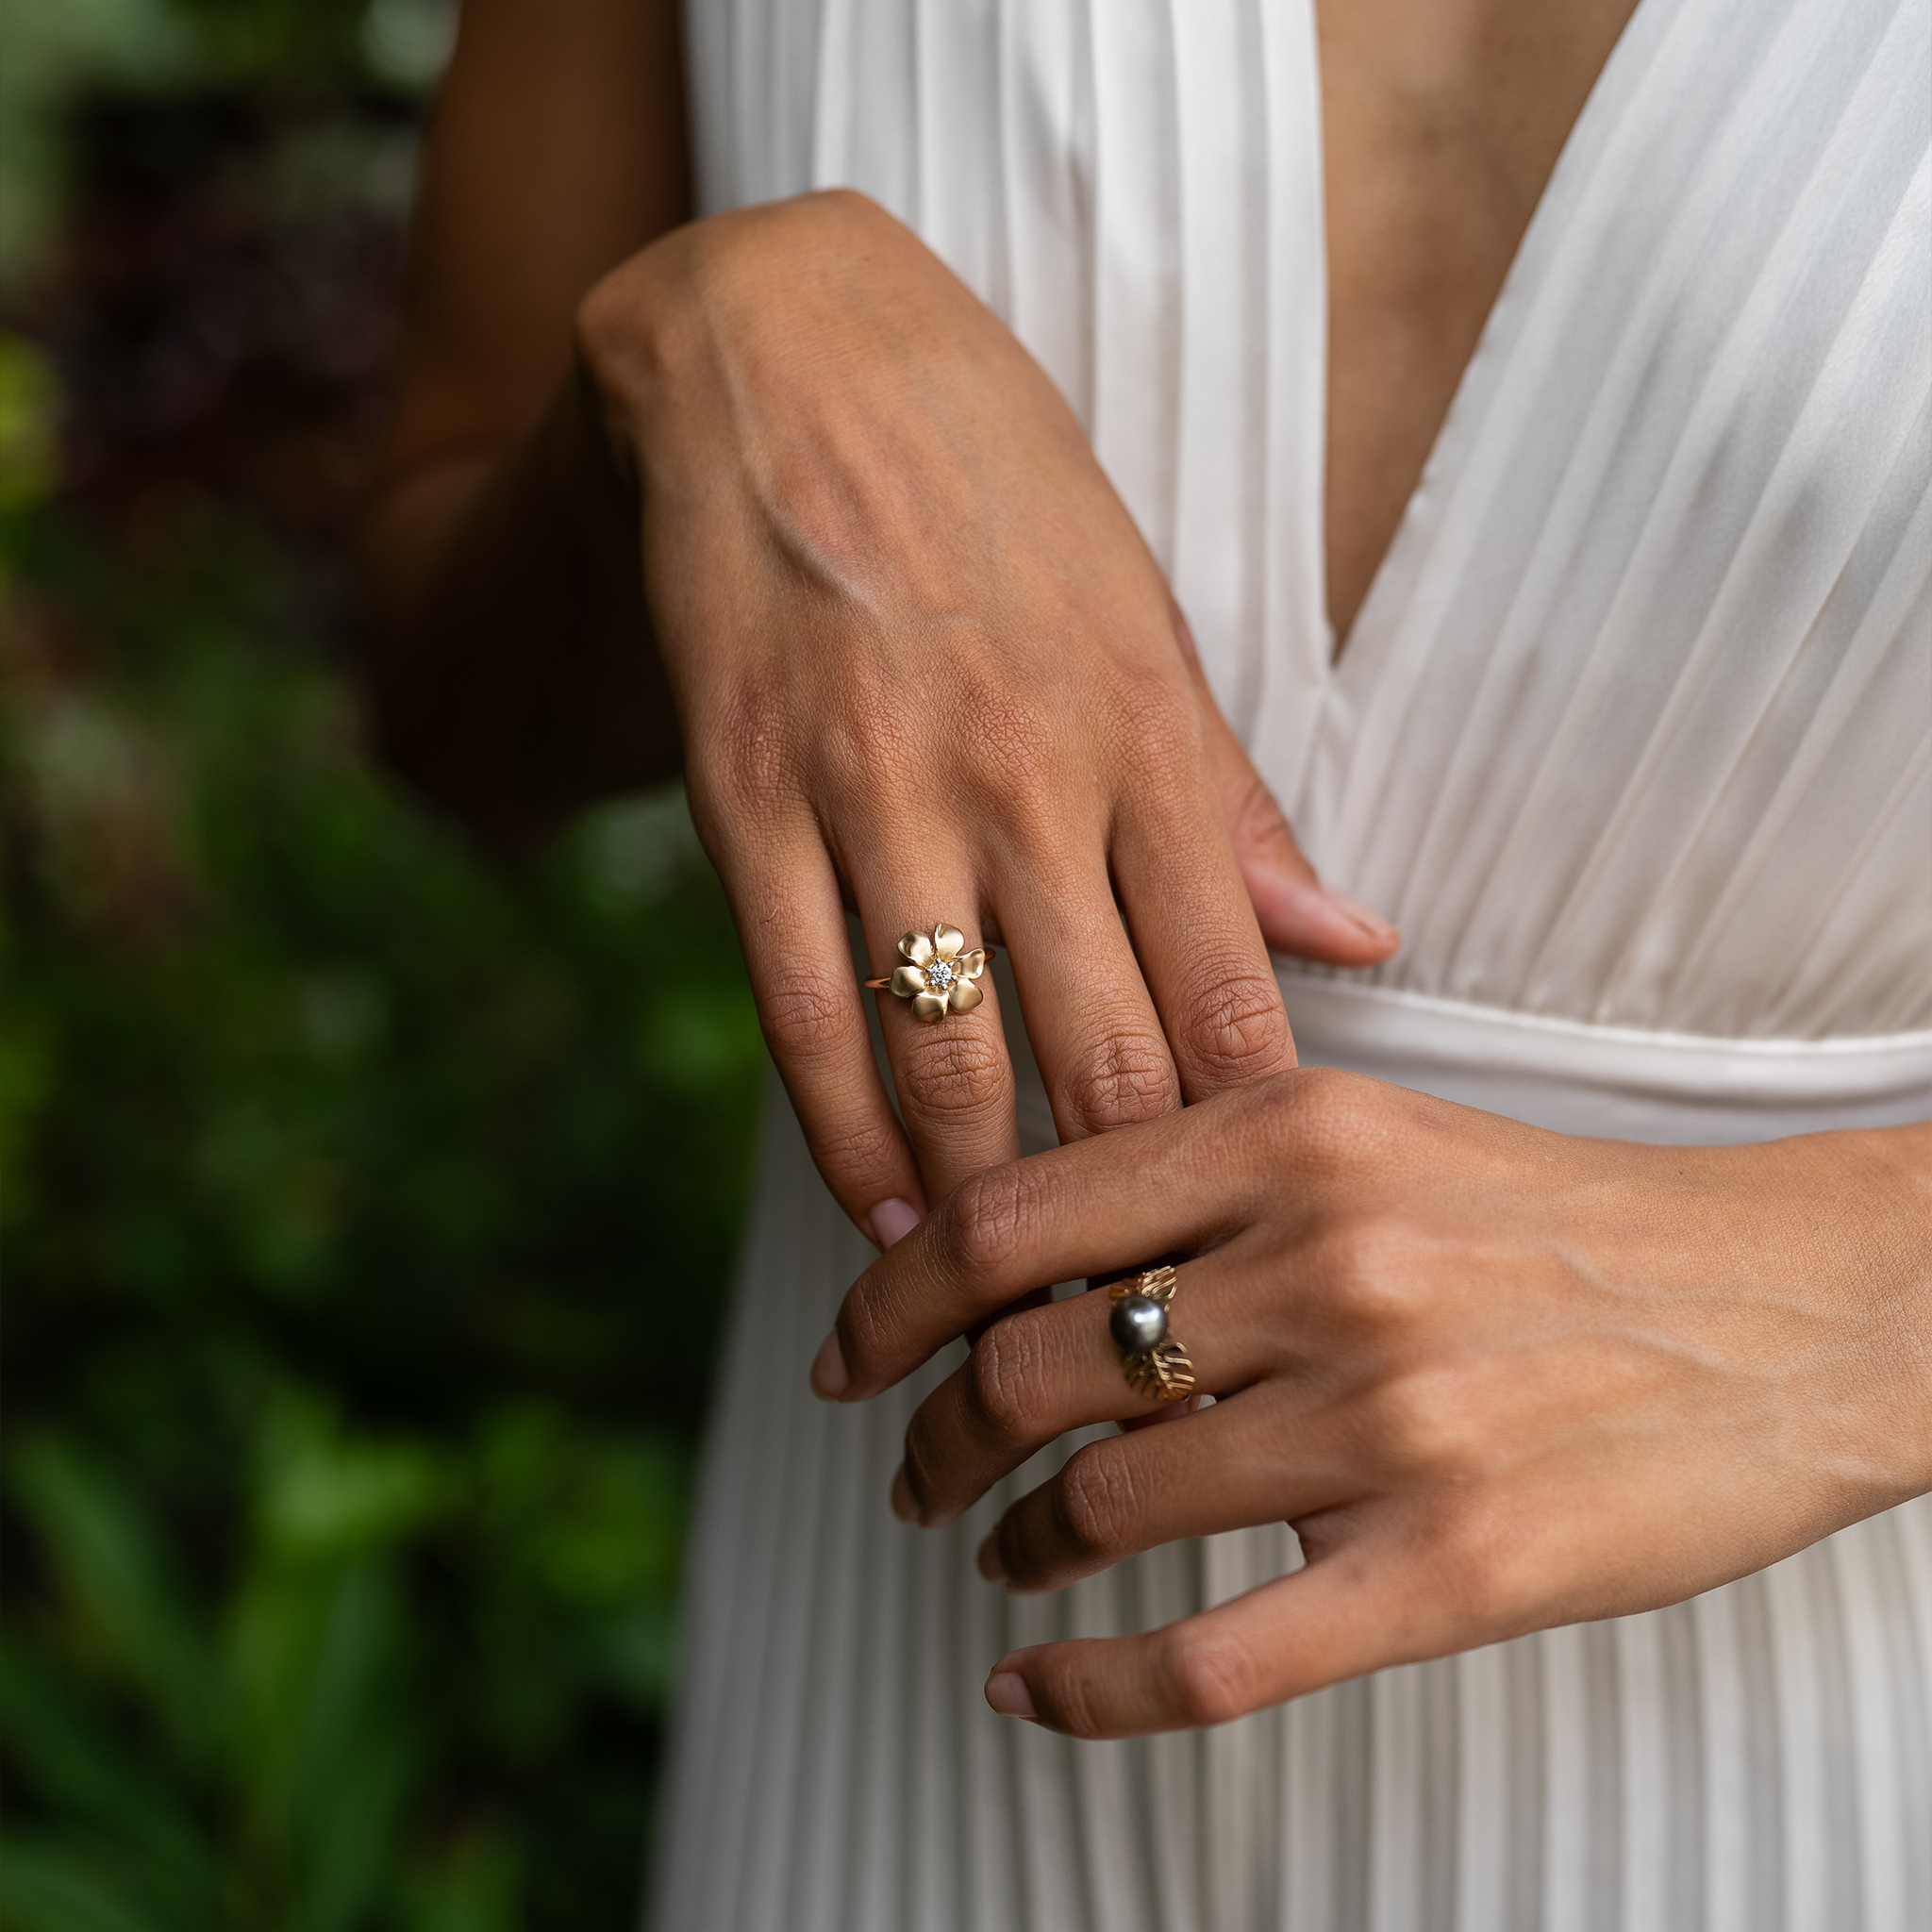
1291;0;1932;1047
653;0;1932;1925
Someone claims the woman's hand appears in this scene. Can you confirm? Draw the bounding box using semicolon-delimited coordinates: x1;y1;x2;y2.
822;1071;1932;1736
577;191;1395;1249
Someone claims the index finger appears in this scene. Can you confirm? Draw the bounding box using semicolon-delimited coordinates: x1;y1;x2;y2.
825;1079;1274;1400
719;827;931;1245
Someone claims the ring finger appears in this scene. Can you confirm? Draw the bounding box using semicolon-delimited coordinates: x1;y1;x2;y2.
858;883;1022;1215
895;1246;1281;1525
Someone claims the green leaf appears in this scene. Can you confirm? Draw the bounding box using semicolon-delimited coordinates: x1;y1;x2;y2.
0;992;58;1237
394;1831;523;1932
229;1558;418;1932
4;459;755;1921
632;989;762;1098
296;1596;415;1932
0;1637;218;1928
6;1438;218;1767
0;1835;167;1932
0;334;58;513
254;1393;451;1563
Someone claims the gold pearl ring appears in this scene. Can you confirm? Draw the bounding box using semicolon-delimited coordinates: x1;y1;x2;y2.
863;924;994;1024
1108;1265;1196;1402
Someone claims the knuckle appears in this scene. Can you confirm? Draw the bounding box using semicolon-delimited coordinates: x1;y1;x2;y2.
1053;1443;1141;1567
815;678;914;799
700;688;804;831
811;1113;906;1189
838;1264;917;1378
837;1295;887;1384
895;1027;1010;1126
1174;962;1291;1086
943;1160;1052;1283
1421;1498;1539;1631
1311;1217;1430;1337
1366;1367;1482;1481
1038;1656;1110;1740
957;680;1061;800
965;1318;1050;1447
758;972;857;1063
1105;666;1198;763
899;1416;947;1517
1156;1623;1260;1730
1058;1027;1178;1136
1284;1066;1378;1160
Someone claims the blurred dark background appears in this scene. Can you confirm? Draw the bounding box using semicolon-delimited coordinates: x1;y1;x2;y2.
0;5;761;1927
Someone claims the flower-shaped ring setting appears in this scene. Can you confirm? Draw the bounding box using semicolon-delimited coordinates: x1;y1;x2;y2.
863;924;993;1024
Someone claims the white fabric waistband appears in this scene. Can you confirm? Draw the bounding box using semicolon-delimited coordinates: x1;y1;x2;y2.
981;956;1932;1151
1277;972;1932;1144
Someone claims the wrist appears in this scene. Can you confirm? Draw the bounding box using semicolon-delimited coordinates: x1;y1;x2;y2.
1740;1124;1932;1502
575;188;924;470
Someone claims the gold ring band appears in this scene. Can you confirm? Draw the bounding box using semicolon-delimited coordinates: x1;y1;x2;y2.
1108;1265;1196;1402
863;924;995;1024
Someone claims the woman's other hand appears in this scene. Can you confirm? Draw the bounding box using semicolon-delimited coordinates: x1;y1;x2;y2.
578;191;1395;1248
822;1072;1932;1735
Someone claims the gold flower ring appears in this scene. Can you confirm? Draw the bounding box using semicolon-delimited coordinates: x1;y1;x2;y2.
1108;1265;1196;1402
863;924;994;1024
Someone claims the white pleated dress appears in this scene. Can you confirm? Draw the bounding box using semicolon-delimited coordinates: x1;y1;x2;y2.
650;0;1932;1925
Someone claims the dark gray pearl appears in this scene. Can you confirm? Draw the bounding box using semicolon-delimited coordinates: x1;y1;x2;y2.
1109;1294;1169;1353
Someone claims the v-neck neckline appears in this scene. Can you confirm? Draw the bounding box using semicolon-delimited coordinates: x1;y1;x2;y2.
1316;0;1659;676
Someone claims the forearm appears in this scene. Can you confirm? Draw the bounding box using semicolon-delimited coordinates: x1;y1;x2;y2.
358;360;680;847
354;0;691;845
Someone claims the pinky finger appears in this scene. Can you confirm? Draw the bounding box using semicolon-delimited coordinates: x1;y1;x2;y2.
982;1531;1457;1738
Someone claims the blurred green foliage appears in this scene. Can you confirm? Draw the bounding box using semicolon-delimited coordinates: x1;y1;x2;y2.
0;0;766;1915
1;0;449;301
0;359;764;1925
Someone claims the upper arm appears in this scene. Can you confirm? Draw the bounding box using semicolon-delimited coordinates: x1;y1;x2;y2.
382;0;691;479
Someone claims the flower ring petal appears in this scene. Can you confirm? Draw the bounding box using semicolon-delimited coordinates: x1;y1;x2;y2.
900;930;935;967
890;965;928;999
957;948;987;981
933;924;966;962
947;977;984;1014
911;991;951;1024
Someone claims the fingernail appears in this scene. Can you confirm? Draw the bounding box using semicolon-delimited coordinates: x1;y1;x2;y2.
1320;884;1397;941
890;1463;919;1523
809;1329;848;1400
975;1532;1008;1584
984;1671;1036;1720
869;1198;922;1249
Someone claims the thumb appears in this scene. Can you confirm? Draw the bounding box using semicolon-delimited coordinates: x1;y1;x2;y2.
1174;608;1399;967
1223;749;1398;964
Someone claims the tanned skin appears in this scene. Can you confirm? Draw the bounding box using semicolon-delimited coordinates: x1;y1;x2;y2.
360;0;1930;1738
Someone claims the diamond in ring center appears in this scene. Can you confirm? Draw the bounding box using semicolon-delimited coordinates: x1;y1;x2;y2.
925;958;957;991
